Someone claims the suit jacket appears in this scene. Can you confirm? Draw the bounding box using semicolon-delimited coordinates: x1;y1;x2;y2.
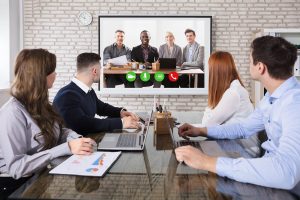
53;82;122;135
158;43;183;66
131;45;159;63
182;42;204;70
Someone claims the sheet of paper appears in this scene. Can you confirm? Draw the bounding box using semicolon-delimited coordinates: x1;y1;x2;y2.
49;151;121;177
108;55;128;65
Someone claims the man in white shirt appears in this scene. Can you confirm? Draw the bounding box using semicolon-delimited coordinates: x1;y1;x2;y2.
53;53;140;135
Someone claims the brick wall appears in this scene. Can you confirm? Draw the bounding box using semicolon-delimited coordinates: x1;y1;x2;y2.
23;0;300;112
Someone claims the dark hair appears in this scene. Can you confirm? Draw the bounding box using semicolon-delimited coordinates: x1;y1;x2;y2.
77;53;101;71
185;28;195;36
11;49;64;151
115;29;125;34
251;36;297;80
140;30;149;35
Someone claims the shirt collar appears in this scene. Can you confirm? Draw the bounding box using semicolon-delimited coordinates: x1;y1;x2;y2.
113;43;125;48
188;42;196;48
72;77;91;94
266;76;298;100
230;79;241;87
141;45;150;50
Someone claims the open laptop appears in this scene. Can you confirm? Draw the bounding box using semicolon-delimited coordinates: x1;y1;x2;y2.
164;110;202;149
98;110;153;151
159;58;176;69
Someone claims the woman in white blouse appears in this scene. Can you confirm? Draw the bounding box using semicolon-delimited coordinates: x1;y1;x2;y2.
201;51;253;126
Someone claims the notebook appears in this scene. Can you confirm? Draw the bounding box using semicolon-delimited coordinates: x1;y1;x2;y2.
49;151;121;177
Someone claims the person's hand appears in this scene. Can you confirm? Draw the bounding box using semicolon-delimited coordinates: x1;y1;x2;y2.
122;116;141;129
175;145;217;172
120;111;139;121
68;138;97;155
178;123;202;139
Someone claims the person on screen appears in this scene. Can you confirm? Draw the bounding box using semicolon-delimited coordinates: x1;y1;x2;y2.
103;30;133;88
175;36;300;190
131;30;160;88
201;51;253;126
0;49;96;195
180;28;205;88
159;31;183;88
53;53;140;136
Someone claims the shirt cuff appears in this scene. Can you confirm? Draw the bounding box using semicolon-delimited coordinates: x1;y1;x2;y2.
49;142;72;159
67;131;82;142
216;157;235;178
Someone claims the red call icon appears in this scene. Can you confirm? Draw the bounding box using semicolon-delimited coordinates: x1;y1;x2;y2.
168;72;179;82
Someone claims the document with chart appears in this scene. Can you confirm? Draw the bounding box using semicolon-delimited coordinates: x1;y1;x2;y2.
49;151;121;177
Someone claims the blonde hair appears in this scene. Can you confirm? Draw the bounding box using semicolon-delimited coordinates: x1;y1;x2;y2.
165;31;174;38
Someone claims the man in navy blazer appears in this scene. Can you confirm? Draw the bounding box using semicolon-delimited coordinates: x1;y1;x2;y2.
53;53;140;135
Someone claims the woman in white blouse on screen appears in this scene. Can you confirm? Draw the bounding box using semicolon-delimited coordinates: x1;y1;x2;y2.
201;51;253;126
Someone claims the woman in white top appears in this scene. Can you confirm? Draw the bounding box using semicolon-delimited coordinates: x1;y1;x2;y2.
201;51;253;126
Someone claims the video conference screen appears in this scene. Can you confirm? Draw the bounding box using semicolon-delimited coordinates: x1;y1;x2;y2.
98;16;212;95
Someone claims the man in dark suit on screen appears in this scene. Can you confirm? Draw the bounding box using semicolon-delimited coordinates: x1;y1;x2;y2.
131;30;160;88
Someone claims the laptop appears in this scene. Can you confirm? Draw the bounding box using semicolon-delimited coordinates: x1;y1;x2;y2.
164;110;202;149
98;110;153;151
159;58;177;69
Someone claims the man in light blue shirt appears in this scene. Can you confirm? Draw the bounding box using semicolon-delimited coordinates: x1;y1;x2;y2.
175;35;300;190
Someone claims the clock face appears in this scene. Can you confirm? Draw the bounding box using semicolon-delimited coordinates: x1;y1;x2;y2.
78;11;93;26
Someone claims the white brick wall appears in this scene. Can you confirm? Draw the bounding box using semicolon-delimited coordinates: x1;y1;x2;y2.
23;0;300;112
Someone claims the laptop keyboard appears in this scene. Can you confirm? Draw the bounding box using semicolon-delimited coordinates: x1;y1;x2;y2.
177;140;201;148
116;134;137;147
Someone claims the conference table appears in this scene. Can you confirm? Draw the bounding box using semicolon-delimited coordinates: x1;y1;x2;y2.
9;112;300;200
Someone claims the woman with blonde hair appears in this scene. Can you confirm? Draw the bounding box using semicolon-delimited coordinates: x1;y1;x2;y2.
0;49;96;197
159;31;183;88
201;51;253;126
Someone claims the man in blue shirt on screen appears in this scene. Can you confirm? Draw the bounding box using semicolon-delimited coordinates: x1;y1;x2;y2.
175;35;300;190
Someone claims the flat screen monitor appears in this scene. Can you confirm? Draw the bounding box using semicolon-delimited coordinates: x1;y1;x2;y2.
98;16;212;95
